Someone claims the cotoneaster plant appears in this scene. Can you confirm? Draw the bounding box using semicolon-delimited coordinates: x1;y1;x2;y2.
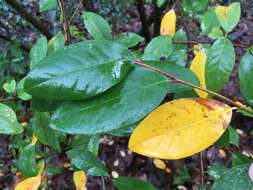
1;1;253;189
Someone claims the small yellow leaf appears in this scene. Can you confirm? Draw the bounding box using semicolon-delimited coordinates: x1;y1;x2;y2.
153;159;167;170
160;9;176;37
15;176;41;190
31;134;37;146
190;49;208;98
215;5;229;20
129;98;232;159
73;170;87;190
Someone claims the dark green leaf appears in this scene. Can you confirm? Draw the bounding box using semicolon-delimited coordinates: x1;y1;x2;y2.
181;0;208;14
215;126;239;147
0;103;23;134
114;32;144;48
143;36;173;60
67;149;108;176
51;67;169;134
24;41;134;101
113;177;158;190
231;153;251;167
208;164;227;180
18;144;37;178
39;0;57;12
239;52;253;106
205;38;235;92
157;0;166;7
173;166;191;185
82;12;112;40
31;98;61;112
32;112;61;152
29;36;48;69
211;164;253;190
237;108;253;118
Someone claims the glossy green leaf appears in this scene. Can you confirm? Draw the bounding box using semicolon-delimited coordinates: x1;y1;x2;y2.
208;27;224;40
215;3;241;33
32;112;61;152
17;78;32;101
18;144;37;178
239;52;253;106
48;32;65;54
143;36;173;60
173;166;191;185
231;153;251;167
51;67;169;134
211;164;253;190
114;32;144;48
0;103;23;134
200;8;220;35
24;41;134;101
113;177;157;190
205;38;235;92
108;124;136;137
3;79;16;93
67;149;108;176
39;0;57;12
29;36;48;69
31;98;61;112
82;12;112;40
145;61;199;93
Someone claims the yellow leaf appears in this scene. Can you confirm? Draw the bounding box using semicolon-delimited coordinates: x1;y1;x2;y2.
129;98;232;159
15;176;41;190
153;159;167;170
190;49;208;98
215;5;229;20
31;134;37;146
160;9;176;37
73;170;87;190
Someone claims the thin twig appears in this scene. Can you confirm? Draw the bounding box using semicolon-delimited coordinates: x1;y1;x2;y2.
134;60;253;115
58;0;71;44
67;0;84;29
200;152;204;186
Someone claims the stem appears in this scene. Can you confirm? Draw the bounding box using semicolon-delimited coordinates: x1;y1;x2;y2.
200;152;204;186
5;0;53;39
136;0;150;42
134;60;253;115
58;0;71;44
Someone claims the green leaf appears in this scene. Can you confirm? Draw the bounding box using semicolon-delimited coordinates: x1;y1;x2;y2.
51;67;169;134
32;112;61;152
157;0;166;7
200;8;220;35
208;27;224;40
169;29;188;66
29;36;48;69
237;108;253;118
0;103;23;134
231;153;251;167
145;61;199;93
3;79;16;93
71;135;100;156
215;126;239;147
173;166;191;185
208;164;227;180
215;2;241;33
24;40;134;101
181;0;208;14
18;144;37;178
114;32;144;48
113;177;158;190
82;12;112;40
239;52;253;106
205;38;235;92
17;78;31;101
211;164;253;190
143;36;173;60
31;98;61;112
108;124;136;137
39;0;57;12
48;32;65;54
67;149;108;176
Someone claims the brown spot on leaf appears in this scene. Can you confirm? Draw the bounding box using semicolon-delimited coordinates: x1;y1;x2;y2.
195;98;226;110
